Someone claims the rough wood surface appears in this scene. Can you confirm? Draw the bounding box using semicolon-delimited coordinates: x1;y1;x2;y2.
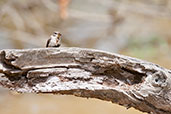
0;47;170;114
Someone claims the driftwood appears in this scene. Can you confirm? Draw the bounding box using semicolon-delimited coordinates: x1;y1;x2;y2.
0;47;170;114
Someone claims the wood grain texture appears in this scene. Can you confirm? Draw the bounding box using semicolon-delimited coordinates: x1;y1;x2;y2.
0;47;170;114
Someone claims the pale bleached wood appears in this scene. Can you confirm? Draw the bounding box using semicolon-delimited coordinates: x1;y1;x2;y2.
0;47;170;114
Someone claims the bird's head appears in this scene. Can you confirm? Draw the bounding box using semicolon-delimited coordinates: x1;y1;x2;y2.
53;31;62;39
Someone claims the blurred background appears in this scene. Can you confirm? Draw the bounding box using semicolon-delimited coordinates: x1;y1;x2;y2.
0;0;171;114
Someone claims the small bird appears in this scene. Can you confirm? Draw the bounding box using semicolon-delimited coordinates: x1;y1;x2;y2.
46;31;62;47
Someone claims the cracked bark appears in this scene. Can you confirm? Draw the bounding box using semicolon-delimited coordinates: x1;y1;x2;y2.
0;47;170;114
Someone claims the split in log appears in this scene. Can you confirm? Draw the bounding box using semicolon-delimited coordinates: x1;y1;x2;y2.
0;47;170;114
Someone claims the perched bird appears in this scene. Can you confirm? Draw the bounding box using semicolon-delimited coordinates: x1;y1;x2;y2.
46;31;62;47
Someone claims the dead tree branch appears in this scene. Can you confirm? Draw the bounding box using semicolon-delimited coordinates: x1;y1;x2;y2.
0;47;170;114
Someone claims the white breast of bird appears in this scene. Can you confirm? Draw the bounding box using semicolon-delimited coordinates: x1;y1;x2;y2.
49;35;60;46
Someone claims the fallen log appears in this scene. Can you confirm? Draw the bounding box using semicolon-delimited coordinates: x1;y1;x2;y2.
0;47;170;114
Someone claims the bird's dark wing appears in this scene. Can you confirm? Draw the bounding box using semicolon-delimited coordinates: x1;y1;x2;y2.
46;39;50;47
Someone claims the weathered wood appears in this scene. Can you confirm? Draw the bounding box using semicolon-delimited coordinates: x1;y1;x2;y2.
0;47;170;114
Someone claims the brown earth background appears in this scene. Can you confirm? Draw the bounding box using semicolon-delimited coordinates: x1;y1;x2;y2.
0;0;171;114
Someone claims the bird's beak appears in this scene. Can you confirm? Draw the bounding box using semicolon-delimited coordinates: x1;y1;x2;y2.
58;33;62;36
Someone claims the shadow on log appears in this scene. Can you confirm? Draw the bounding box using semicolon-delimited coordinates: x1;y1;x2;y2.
0;47;170;114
